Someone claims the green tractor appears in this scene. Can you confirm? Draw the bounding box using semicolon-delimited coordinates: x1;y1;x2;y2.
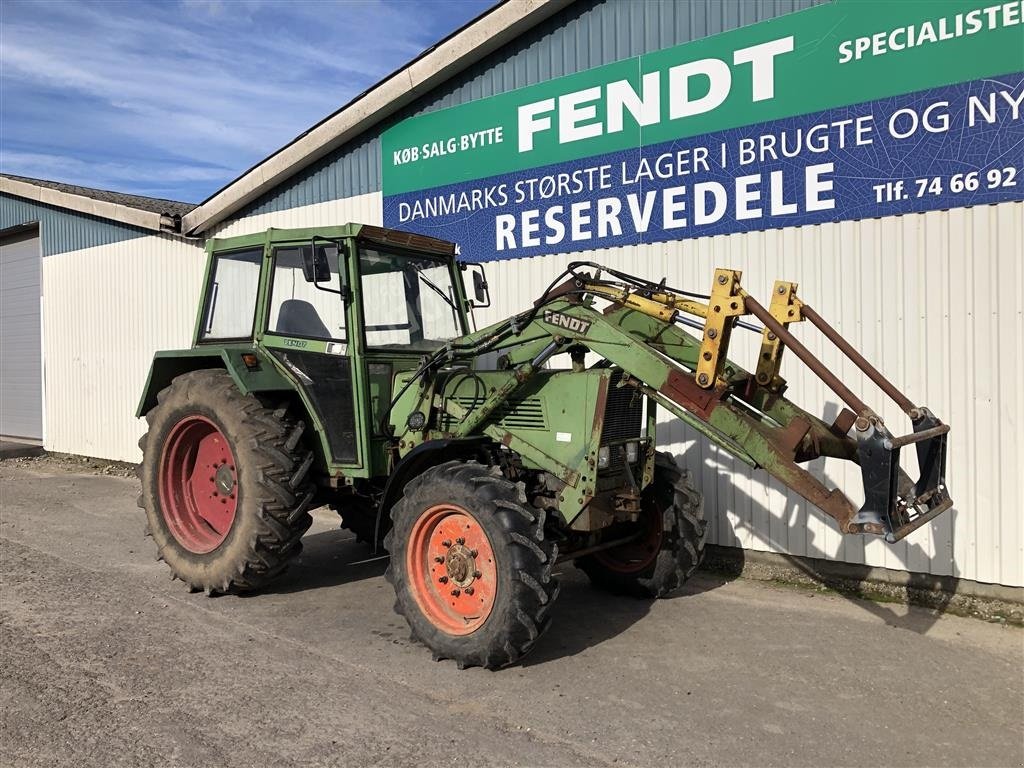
137;224;952;668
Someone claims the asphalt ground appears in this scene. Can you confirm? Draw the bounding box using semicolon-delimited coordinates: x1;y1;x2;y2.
1;457;1021;768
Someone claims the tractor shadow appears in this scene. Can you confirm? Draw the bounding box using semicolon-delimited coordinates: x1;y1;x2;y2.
256;523;388;595
683;415;962;636
524;567;736;666
257;510;736;664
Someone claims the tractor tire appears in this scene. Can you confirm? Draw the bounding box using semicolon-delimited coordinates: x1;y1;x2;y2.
385;460;559;669
138;369;315;594
577;452;706;598
330;496;387;549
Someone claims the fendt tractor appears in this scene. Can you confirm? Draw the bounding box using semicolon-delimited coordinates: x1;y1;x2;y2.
137;224;952;669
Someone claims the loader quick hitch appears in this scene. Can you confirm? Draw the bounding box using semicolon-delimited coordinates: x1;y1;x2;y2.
850;409;951;543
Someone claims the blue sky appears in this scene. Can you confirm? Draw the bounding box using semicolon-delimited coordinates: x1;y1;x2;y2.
0;0;493;203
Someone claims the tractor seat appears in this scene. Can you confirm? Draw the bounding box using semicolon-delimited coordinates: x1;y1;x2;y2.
275;299;332;340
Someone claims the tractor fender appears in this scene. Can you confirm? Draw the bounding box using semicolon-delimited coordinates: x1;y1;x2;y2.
374;436;493;552
136;347;293;417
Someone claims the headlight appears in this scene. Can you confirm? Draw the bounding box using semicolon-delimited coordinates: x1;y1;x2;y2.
625;441;639;463
597;446;610;469
406;411;426;431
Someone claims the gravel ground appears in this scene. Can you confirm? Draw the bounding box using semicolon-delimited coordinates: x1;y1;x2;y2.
1;458;1021;768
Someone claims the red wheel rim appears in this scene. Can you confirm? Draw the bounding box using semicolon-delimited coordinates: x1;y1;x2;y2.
158;415;238;554
593;507;663;574
406;504;497;635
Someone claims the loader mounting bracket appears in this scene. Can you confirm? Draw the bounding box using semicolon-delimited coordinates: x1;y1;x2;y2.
852;409;952;543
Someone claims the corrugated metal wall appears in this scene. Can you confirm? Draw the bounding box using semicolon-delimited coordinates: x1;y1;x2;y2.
0;193;149;256
211;193;381;238
2;191;206;461
216;191;1023;588
230;0;824;223
41;235;206;461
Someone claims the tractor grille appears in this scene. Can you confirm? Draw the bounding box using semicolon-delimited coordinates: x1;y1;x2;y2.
600;374;644;477
600;373;644;445
439;396;547;432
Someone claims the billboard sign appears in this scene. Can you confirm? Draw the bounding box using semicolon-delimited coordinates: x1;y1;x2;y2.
382;0;1024;261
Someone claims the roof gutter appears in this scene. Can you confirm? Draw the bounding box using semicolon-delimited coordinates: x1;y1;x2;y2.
0;176;176;234
182;0;574;236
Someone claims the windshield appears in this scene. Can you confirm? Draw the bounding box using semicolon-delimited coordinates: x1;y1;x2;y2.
359;245;462;350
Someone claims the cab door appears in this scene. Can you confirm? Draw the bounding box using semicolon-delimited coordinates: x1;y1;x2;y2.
261;242;359;465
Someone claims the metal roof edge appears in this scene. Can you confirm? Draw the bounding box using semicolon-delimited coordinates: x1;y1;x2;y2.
0;176;171;233
181;0;574;236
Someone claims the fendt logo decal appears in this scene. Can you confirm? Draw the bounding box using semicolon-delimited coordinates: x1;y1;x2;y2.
543;310;592;335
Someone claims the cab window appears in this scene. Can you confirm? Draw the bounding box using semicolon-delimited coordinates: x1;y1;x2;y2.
359;246;462;350
267;245;347;342
200;247;262;340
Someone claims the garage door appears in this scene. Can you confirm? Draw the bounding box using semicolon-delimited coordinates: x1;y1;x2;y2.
1;227;43;440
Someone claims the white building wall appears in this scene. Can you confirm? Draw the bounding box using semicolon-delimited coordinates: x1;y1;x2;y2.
42;234;206;462
42;199;383;466
209;193;383;237
219;193;1023;587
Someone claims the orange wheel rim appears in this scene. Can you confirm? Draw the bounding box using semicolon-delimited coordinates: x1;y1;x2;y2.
406;504;497;635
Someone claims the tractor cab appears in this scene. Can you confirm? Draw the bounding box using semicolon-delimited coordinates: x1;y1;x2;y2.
143;224;489;482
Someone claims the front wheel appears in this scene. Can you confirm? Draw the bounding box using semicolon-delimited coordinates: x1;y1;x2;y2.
385;461;559;669
577;452;706;598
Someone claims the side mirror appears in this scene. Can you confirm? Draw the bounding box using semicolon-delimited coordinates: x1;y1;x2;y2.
301;244;331;283
473;270;488;304
461;262;490;308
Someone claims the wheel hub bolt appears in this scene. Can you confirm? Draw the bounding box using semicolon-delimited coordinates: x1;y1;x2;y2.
473;570;482;579
451;589;460;597
434;556;444;563
470;549;478;558
464;586;474;596
442;539;452;548
456;537;465;545
438;576;448;584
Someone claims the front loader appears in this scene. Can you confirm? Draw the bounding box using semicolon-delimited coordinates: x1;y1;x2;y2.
137;224;952;668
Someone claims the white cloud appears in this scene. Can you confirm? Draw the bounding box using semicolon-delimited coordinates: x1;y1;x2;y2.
0;150;233;201
2;151;229;185
0;0;492;201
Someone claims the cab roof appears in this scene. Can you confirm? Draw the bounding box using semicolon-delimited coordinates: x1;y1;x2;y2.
207;224;457;257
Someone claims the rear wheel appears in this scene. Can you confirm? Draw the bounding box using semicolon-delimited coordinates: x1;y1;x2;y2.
577;452;705;598
138;370;315;594
385;461;559;669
